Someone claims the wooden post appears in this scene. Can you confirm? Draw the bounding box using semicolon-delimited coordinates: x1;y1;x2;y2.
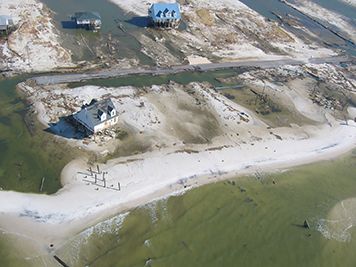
118;182;121;191
103;178;106;188
89;167;93;176
95;174;97;184
97;165;100;174
39;177;45;192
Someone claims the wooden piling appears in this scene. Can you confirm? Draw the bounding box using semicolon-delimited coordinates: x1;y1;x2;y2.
39;177;45;192
303;219;310;229
118;182;121;191
97;165;100;174
53;255;69;267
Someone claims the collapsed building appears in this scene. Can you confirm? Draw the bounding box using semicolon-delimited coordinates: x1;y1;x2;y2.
72;11;102;31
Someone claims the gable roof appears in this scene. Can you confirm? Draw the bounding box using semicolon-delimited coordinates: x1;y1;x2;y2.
150;3;181;20
73;98;117;131
74;11;101;21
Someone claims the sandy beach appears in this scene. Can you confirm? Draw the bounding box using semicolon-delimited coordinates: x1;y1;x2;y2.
0;107;355;257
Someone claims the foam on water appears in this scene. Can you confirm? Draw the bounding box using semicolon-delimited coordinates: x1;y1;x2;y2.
317;218;353;242
316;200;355;242
57;212;129;264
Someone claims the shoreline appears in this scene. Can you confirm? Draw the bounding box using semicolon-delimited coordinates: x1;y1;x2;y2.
0;118;355;256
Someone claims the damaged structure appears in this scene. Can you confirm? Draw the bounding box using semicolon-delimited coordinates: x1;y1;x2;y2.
73;98;118;134
149;2;181;28
0;15;14;35
72;11;101;31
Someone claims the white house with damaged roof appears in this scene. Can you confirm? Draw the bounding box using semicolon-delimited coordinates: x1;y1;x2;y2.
73;98;118;134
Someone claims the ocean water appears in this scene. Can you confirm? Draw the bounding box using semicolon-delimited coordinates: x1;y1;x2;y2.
55;152;356;267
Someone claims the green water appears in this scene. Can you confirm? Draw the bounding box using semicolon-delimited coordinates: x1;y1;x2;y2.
0;77;77;193
56;153;356;267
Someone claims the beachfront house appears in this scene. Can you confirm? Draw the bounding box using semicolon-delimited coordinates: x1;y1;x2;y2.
0;15;14;35
73;98;119;134
72;11;101;31
148;2;181;29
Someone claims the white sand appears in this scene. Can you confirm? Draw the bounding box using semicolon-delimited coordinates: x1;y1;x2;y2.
187;55;212;65
0;0;74;72
339;0;356;7
348;107;356;118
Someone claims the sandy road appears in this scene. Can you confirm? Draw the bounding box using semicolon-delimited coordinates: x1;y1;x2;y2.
31;55;354;86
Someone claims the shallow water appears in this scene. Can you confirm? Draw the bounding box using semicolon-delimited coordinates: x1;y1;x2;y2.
0;77;77;193
41;0;154;64
52;152;356;267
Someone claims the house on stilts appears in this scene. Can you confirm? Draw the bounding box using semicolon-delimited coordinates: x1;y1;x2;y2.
148;3;181;29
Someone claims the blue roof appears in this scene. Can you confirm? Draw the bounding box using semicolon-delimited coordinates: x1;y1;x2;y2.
150;3;181;20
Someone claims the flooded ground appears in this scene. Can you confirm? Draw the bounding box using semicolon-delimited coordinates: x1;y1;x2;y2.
53;151;356;267
41;0;153;64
